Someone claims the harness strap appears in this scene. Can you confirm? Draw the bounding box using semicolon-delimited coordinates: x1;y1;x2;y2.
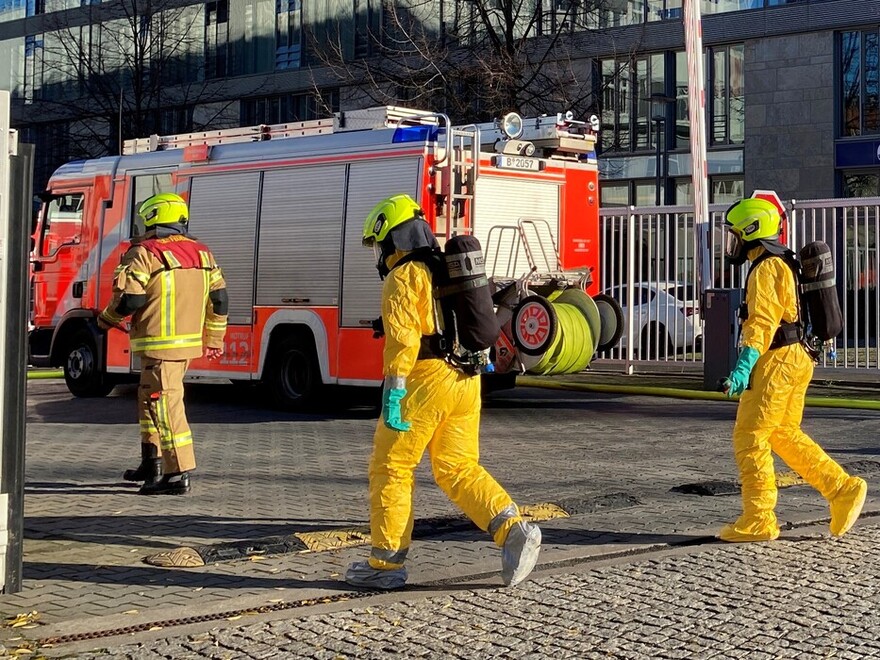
417;335;447;360
769;321;802;350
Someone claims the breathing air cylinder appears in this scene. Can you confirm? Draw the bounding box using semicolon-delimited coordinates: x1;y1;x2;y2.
798;241;843;341
439;235;501;351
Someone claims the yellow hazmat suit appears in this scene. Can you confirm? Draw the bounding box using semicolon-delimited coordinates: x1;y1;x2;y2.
721;246;867;542
367;255;524;568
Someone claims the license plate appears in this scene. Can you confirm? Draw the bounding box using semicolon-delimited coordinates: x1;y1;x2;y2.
496;155;540;172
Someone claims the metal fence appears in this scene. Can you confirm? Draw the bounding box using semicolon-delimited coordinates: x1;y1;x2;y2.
596;197;880;380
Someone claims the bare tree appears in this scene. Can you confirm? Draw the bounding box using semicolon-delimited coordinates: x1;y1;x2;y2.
308;0;630;122
32;0;240;157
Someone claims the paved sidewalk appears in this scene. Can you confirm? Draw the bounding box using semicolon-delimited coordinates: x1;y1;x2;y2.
51;521;880;658
4;378;880;655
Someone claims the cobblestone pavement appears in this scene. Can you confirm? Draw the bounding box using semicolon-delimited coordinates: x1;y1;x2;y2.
63;520;880;659
6;378;880;652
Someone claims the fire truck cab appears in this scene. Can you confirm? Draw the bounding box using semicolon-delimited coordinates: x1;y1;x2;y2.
29;107;604;409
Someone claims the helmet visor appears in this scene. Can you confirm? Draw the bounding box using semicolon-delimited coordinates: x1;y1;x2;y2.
725;227;744;259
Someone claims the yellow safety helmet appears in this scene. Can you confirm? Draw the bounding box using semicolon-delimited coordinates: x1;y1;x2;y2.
362;194;424;247
138;193;189;228
724;197;782;265
725;198;780;242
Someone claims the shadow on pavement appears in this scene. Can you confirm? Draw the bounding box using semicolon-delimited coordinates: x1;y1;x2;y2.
22;561;350;591
24;514;365;548
521;527;709;548
29;382;381;425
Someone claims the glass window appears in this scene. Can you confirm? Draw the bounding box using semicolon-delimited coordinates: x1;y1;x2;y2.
600;59;617;146
599;54;664;154
599;0;642;28
842;172;880;198
841;31;862;136
866;31;879;134
0;0;27;22
601;183;630;207
712;49;727;144
675;179;693;205
675;51;690;150
635;181;660;206
647;0;681;21
353;0;380;58
636;59;649;150
0;37;24;96
729;44;744;142
131;174;174;237
205;0;229;79
712;176;744;203
276;0;302;69
240;90;338;125
40;193;83;257
709;44;744;145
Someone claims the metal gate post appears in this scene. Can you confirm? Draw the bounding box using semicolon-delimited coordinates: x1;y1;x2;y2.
0;91;29;593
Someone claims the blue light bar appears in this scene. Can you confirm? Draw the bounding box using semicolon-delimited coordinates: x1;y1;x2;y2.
392;125;438;143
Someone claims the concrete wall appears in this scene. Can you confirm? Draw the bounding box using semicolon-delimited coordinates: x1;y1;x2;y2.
743;30;835;201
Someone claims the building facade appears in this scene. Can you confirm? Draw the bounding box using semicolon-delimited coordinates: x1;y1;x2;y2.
0;0;879;201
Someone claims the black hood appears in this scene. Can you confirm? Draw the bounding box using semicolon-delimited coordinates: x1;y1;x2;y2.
377;219;439;278
148;223;188;239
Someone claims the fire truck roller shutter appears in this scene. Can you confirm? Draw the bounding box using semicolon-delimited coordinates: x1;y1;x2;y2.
472;178;560;279
187;172;260;325
340;158;424;328
257;166;346;307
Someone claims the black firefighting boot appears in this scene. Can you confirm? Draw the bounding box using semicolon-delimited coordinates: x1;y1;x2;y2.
138;472;191;496
123;444;162;486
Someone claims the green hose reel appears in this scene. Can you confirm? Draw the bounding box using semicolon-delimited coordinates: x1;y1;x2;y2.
510;288;617;376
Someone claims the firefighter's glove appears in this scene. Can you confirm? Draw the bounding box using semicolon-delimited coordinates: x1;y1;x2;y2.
96;317;112;332
382;385;411;433
723;346;760;398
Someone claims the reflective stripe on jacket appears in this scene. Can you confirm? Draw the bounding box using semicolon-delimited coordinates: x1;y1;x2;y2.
100;235;228;360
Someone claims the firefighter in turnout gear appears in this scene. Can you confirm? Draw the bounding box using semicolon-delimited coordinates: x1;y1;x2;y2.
98;193;228;495
720;197;867;541
345;194;541;590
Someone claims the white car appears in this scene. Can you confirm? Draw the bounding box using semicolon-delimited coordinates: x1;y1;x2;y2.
601;282;702;358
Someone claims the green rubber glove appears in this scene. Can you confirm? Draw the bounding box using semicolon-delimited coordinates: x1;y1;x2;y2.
382;386;412;432
724;346;760;397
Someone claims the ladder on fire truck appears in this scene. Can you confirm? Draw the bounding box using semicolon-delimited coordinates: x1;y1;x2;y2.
122;106;479;240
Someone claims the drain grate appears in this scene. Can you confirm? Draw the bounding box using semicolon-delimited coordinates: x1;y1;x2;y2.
23;590;379;650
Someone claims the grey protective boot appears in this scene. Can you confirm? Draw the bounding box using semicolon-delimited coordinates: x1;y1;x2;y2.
345;561;407;590
501;521;542;587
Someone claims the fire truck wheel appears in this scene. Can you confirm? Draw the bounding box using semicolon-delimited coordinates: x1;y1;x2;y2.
63;328;115;398
265;333;324;412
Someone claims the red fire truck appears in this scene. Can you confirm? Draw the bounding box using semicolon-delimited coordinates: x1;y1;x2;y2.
29;107;605;409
